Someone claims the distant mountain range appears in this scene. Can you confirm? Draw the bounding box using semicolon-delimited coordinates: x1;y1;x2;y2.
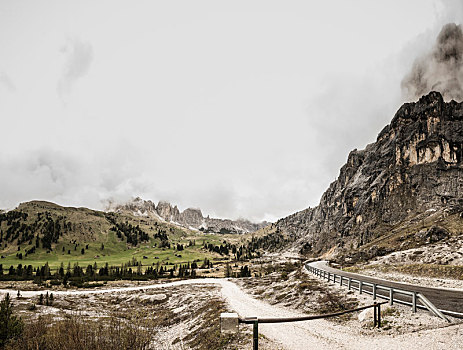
107;197;268;234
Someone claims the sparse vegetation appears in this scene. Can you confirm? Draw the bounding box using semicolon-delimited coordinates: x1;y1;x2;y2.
6;314;153;350
238;261;358;320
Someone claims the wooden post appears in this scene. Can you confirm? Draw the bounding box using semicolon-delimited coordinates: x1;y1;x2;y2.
253;320;259;350
377;303;381;328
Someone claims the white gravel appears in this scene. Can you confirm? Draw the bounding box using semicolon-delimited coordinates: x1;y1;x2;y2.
1;278;462;349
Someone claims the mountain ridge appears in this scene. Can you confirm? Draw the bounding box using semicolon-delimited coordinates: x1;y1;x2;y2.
107;197;268;234
275;91;463;260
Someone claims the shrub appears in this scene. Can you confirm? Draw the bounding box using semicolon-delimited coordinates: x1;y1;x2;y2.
7;314;152;350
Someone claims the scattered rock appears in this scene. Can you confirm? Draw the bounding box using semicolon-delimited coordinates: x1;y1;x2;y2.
138;294;167;304
358;308;374;322
415;226;450;244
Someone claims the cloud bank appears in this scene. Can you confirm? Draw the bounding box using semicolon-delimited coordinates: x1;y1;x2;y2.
402;23;463;101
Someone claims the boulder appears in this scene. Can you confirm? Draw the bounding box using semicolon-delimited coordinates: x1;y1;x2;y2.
415;226;450;243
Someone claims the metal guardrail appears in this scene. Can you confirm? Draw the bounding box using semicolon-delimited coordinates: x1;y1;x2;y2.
306;263;451;322
237;301;387;350
221;263;459;349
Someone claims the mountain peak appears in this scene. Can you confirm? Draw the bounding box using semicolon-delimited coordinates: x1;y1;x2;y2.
277;92;463;259
108;197;267;234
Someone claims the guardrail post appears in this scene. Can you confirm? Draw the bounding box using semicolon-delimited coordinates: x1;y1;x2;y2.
412;292;417;313
389;288;394;306
333;273;336;283
373;284;377;300
373;302;377;327
340;276;343;286
359;281;363;294
348;278;351;290
253;319;259;350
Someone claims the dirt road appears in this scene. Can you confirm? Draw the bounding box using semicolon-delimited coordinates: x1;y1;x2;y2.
1;278;462;349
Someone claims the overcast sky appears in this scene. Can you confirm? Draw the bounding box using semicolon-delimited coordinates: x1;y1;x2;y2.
0;0;462;222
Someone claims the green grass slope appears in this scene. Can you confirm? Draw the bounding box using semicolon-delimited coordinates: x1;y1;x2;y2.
0;201;229;270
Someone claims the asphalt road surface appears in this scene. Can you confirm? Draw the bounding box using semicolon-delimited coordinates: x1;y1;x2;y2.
307;261;463;317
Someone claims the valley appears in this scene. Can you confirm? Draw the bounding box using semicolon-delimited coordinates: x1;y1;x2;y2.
2;2;463;349
1;90;463;349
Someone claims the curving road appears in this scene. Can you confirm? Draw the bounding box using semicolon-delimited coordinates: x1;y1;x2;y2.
307;261;463;317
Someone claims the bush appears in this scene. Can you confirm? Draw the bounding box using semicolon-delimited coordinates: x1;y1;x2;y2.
7;314;152;350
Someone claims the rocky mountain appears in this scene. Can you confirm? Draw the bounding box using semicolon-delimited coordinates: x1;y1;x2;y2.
108;197;267;234
276;91;463;260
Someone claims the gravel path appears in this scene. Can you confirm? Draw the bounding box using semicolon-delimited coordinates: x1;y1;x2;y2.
2;279;462;349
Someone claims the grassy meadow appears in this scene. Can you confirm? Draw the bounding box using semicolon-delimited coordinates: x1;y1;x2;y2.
0;201;244;272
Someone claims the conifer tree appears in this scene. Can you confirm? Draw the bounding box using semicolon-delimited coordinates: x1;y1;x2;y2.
0;293;23;347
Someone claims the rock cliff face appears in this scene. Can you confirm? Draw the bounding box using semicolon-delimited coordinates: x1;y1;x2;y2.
108;197;266;234
276;92;463;257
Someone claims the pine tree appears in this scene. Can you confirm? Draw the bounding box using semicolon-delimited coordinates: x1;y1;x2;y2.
225;262;232;278
0;293;24;347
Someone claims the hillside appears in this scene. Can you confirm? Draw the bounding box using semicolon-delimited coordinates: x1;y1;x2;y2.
275;91;463;262
0;200;232;270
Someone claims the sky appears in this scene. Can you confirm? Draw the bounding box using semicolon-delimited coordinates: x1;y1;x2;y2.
0;0;462;222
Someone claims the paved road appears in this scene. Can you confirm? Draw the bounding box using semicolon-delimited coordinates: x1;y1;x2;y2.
307;261;463;317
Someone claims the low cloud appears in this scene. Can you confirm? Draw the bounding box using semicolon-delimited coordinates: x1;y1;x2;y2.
0;148;149;212
401;23;463;102
57;37;93;97
0;72;16;92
